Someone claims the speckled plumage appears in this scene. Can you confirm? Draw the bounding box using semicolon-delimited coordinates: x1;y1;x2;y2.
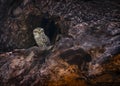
33;27;50;50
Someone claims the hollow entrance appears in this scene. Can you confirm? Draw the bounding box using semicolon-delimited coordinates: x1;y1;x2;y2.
26;14;61;45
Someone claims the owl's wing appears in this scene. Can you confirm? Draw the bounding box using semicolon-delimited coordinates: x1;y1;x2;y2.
42;33;50;45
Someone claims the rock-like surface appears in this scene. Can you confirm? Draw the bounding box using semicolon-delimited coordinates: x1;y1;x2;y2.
0;0;120;86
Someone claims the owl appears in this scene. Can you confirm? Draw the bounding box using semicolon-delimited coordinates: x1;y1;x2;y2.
33;27;50;50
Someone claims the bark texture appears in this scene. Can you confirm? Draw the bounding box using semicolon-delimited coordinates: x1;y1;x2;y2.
0;0;120;86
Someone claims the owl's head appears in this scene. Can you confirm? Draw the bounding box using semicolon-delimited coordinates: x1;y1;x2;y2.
33;27;44;36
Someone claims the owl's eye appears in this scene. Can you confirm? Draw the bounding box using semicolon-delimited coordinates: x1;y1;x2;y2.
41;29;44;32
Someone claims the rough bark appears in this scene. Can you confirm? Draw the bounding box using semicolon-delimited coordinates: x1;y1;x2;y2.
0;0;120;86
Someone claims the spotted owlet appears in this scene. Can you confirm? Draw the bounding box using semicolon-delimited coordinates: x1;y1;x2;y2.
33;27;50;50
